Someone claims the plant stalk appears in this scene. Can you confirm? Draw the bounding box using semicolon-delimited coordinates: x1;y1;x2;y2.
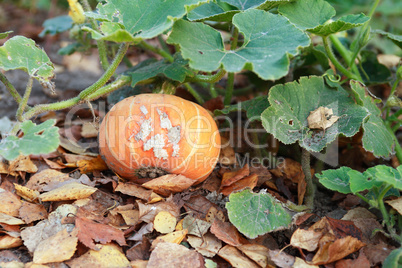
16;77;33;122
22;75;131;121
224;26;239;105
139;40;174;63
185;69;226;83
348;0;380;68
323;36;360;81
183;83;205;104
80;0;109;71
78;42;129;100
301;148;314;209
0;72;23;104
378;184;393;226
328;35;363;81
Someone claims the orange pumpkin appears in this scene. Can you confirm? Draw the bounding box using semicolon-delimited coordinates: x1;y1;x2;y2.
99;94;221;184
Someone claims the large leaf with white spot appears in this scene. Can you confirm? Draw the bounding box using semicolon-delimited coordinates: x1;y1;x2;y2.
83;0;207;42
187;0;291;22
350;81;394;158
0;36;54;85
0;120;59;161
279;0;369;36
168;9;310;80
226;189;292;239
261;76;368;152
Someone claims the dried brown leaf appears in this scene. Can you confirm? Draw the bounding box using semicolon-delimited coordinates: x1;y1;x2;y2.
33;229;78;264
187;233;222;257
220;164;250;188
210;218;243;247
290;228;322;252
237;244;273;268
75;216;126;250
142;174;195;196
13;183;39;202
147;242;205;268
0;235;23;249
218;245;259;268
39;182;97;202
8;155;38;173
220;173;258;196
67;243;130;268
26;169;70;192
19;202;47;224
0;189;22;217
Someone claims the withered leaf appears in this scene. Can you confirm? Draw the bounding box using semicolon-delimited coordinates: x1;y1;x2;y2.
220;164;250;188
67;243;130;268
307;106;339;131
210;218;244;247
75;216;126;249
147;242;204;268
39;182;97;202
33;229;78;264
218;245;260;268
142;174;195;196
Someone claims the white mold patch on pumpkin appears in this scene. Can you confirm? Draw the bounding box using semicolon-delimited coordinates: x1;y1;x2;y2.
135;118;152;141
143;134;168;160
157;108;172;129
140;105;148;115
167;126;181;144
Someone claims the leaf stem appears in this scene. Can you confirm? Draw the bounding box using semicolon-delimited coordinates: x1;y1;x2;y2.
385;77;401;117
323;36;360;81
209;84;218;98
328;35;363;81
22;75;131;120
355;192;370;204
139;40;174;63
348;0;380;68
386;123;402;164
78;42;129;100
378;184;393;225
80;0;109;71
185;69;226;83
0;72;23;104
224;27;239;105
16;77;33;122
301;148;314;210
183;83;205;104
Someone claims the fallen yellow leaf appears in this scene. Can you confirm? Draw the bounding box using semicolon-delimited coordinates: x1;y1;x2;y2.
154;211;176;234
39;182;97;202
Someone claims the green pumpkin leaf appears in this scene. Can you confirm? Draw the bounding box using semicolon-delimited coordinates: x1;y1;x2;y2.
316;167;353;194
279;0;369;36
370;165;402;190
350;81;394;158
383;247;402;268
83;0;207;42
39;15;73;37
0;31;13;39
188;0;291;22
0;120;60;161
348;169;381;193
168;9;310;80
126;56;194;87
226;189;292;239
373;29;402;49
215;96;270;122
360;50;392;85
261;76;368;152
0;36;54;85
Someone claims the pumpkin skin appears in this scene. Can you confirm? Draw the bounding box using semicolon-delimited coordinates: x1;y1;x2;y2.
99;94;221;184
